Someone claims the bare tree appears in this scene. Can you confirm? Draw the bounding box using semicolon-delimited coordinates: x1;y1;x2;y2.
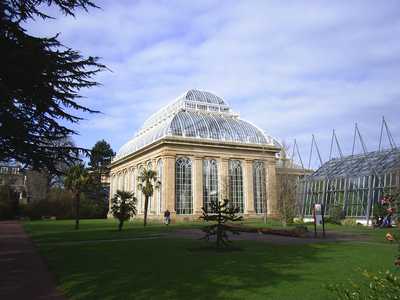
277;142;299;226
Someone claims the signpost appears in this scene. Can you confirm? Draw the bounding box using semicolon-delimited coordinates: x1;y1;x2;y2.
313;203;326;238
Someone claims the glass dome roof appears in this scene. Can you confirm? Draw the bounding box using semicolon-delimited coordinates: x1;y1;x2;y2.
114;89;275;161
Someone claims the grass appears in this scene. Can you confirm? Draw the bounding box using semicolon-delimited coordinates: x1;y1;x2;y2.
24;219;399;300
243;219;399;243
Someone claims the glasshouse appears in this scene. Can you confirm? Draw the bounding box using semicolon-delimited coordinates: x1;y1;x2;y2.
109;89;284;220
299;148;400;223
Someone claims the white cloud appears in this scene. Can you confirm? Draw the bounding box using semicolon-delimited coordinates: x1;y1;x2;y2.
24;0;400;166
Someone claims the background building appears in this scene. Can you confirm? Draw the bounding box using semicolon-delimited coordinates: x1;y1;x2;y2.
109;89;282;220
0;162;47;204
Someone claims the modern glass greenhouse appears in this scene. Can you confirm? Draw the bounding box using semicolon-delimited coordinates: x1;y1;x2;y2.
299;148;400;222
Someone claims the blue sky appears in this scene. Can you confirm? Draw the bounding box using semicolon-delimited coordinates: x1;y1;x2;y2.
26;0;400;168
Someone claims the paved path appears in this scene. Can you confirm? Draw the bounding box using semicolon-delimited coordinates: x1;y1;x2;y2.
0;221;66;300
168;229;372;245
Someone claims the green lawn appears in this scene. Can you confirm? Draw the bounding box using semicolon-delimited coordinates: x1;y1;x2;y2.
24;219;398;300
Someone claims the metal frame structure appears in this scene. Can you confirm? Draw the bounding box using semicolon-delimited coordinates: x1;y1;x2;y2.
114;89;275;161
299;118;400;223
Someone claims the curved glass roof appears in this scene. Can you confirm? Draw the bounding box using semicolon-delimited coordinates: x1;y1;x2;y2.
114;89;275;161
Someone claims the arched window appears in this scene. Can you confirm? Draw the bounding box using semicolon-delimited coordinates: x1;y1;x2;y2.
229;160;243;213
253;160;266;213
157;159;163;214
138;165;144;213
176;157;193;214
203;159;218;211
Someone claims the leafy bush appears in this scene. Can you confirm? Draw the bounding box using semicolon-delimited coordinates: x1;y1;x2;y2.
111;190;136;231
341;218;357;226
327;205;345;225
0;185;19;220
20;188;108;220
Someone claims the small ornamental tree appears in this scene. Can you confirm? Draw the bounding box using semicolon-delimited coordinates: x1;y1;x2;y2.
200;199;243;249
111;190;136;231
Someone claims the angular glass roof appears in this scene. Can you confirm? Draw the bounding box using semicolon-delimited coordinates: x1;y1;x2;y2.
311;149;400;179
114;89;275;161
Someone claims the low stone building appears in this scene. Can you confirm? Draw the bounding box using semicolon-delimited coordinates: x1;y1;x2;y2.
109;90;283;221
0;163;47;204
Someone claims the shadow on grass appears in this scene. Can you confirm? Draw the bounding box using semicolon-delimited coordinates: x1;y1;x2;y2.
187;245;243;252
42;238;337;300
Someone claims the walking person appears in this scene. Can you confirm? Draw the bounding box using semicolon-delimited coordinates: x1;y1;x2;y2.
164;209;171;225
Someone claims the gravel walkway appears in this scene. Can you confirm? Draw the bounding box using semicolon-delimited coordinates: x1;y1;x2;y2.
0;221;66;300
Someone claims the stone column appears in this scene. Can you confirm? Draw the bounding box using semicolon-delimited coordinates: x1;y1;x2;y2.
244;159;255;215
120;172;124;191
123;170;128;191
151;159;157;214
163;155;176;216
156;159;163;215
126;168;131;192
193;156;203;215
108;174;115;218
219;158;229;200
137;165;143;214
266;158;279;218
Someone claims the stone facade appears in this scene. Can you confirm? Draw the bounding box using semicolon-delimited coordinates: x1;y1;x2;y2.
109;137;280;221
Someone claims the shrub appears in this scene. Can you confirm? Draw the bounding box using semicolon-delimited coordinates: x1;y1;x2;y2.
341;218;357;226
110;190;136;231
0;185;19;220
327;205;345;225
20;188;108;220
293;218;306;226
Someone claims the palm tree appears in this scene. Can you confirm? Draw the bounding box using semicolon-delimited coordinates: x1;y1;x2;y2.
137;168;158;226
64;164;90;230
111;190;137;231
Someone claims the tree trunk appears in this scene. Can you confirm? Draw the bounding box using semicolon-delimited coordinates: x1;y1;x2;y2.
217;224;221;249
118;220;123;231
143;196;149;227
75;191;80;230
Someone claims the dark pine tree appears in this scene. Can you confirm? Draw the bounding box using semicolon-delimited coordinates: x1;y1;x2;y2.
88;140;115;173
86;139;115;211
0;0;105;175
200;199;243;249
